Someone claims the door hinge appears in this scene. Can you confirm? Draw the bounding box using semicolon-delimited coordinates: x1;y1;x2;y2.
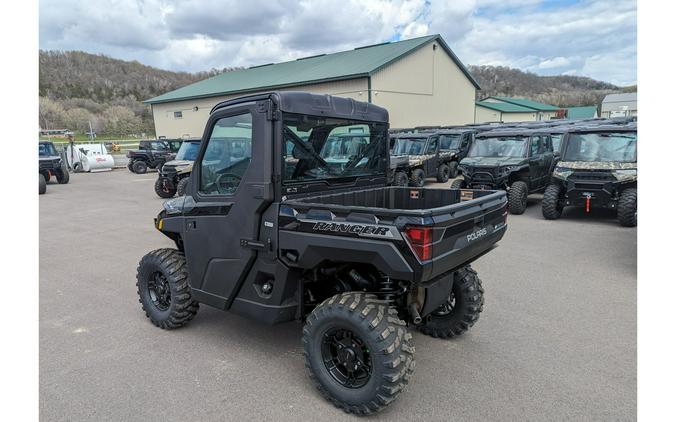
257;100;279;121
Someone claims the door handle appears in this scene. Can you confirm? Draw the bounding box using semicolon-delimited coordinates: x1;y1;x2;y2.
240;238;271;251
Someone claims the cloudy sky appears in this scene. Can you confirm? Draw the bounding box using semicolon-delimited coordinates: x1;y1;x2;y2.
39;0;637;86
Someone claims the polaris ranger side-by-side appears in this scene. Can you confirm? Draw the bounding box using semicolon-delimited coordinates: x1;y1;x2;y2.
135;92;508;415
127;139;182;174
154;138;201;198
389;132;457;187
452;128;556;214
39;141;69;185
542;123;637;226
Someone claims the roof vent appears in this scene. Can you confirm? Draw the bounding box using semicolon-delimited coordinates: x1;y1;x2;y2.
249;63;274;69
354;41;390;50
296;54;326;61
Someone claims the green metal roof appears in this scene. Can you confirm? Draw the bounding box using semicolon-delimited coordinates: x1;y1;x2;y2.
566;106;597;119
475;100;537;113
486;96;560;112
145;34;480;104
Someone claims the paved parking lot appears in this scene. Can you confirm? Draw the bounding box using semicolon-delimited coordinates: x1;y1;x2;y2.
40;170;636;421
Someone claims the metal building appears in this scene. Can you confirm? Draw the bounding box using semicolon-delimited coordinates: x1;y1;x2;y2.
475;96;561;123
144;35;480;137
600;93;637;118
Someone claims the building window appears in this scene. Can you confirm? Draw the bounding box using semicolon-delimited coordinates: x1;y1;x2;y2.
174;111;183;119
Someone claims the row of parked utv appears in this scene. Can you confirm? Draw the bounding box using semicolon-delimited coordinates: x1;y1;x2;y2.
387;116;637;227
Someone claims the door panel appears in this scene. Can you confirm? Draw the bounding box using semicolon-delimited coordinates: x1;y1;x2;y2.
183;104;273;305
425;137;439;175
528;136;544;188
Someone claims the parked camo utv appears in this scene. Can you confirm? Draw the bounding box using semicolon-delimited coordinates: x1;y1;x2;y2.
154;138;201;198
541;123;637;226
451;128;556;214
389;132;456;187
39;140;69;185
135;92;508;415
127;139;182;174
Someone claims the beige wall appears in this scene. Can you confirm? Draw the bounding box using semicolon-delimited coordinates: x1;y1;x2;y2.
501;111;539;122
370;42;476;128
475;105;551;123
475;106;501;123
151;78;369;138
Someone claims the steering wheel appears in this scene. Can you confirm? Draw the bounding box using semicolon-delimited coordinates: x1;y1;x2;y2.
214;173;242;194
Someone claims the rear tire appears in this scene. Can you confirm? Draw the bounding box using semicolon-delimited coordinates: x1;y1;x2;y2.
542;184;564;220
303;292;415;415
508;181;528;215
132;160;148;174
617;188;637;227
393;171;409;187
176;177;190;197
154;177;176;198
436;164;450;183
418;266;484;339
450;178;465;189
39;174;46;195
448;161;459;178
56;166;70;184
136;249;199;329
411;169;425;187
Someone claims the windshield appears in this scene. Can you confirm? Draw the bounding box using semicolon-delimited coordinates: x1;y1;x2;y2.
39;143;58;156
391;137;426;155
439;134;462;150
175;141;200;161
563;132;637;162
551;135;562;153
283;113;387;183
468;137;528;158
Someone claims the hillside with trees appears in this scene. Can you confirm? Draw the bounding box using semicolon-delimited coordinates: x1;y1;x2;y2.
469;65;636;108
39;51;635;138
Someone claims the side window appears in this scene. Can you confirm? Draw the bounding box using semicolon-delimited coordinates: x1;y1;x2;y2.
545;136;553;152
199;113;253;196
427;137;438;153
530;136;542;156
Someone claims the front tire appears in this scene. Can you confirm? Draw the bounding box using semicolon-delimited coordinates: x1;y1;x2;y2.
176;177;190;197
136;249;199;329
436;164;450;183
132;160;148;174
508;181;528;215
542;184;564;220
393;171;409;187
56;166;70;184
303;293;415;415
39;174;47;195
411;169;425;187
154;177;176;198
418;266;484;339
448;161;459;178
450;178;465;189
617;188;637;227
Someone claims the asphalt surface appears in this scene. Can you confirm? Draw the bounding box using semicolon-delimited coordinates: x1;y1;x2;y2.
40;170;636;421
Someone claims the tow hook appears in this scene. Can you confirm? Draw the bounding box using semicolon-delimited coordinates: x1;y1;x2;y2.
585;194;592;213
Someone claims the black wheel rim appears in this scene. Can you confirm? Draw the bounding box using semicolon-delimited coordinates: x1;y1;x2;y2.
148;271;171;311
321;328;372;388
433;292;456;316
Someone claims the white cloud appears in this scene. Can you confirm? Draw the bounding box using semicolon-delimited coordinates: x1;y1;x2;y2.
38;0;637;86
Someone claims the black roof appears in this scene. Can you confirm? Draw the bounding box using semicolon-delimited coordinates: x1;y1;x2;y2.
476;127;552;137
212;91;389;123
565;123;637;134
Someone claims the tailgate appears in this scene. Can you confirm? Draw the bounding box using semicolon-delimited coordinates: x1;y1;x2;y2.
408;189;508;282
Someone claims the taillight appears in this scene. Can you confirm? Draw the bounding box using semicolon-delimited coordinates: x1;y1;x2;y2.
405;226;433;261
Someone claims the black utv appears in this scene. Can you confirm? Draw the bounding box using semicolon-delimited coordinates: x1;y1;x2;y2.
39;141;69;185
389;132;456;187
541;123;637;226
135;92;508;415
154;138;201;198
451;128;556;214
127;139;182;174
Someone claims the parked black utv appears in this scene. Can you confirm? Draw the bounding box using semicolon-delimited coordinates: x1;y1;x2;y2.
39;141;70;185
154;138;200;198
389;132;456;187
135;92;508;415
542;123;637;226
127;139;182;174
452;128;556;214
